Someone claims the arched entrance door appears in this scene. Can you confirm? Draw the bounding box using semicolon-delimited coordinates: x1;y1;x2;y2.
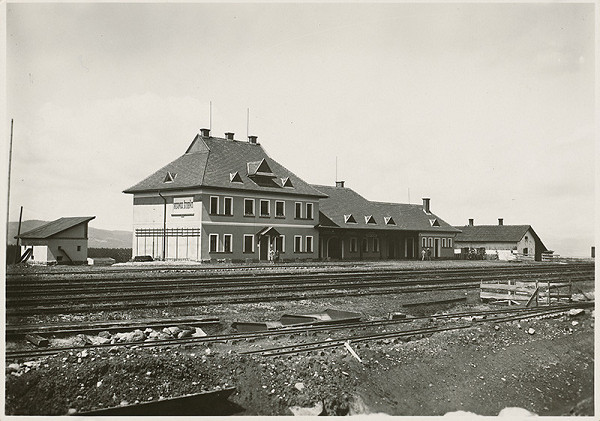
327;237;342;259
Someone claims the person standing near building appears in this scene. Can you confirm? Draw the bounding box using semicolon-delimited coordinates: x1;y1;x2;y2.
421;248;426;261
268;243;275;264
426;248;432;261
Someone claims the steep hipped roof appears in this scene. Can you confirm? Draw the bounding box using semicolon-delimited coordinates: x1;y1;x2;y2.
124;134;326;198
453;224;547;250
313;185;460;233
16;216;95;239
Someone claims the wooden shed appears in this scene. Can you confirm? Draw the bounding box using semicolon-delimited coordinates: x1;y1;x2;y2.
16;216;96;265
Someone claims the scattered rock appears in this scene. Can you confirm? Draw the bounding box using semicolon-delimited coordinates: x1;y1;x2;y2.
568;309;585;317
571;321;579;326
98;331;111;339
7;363;20;373
178;330;193;339
167;326;182;336
192;327;207;337
289;400;324;416
294;382;305;391
498;407;538;417
527;328;535;335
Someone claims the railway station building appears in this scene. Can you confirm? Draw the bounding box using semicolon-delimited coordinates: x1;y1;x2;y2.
124;129;460;262
314;183;460;260
453;219;548;261
123;129;326;262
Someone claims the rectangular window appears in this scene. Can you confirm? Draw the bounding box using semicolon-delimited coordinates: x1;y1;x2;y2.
209;196;219;215
77;245;81;252
260;199;270;216
306;203;313;220
442;238;447;248
276;235;285;253
224;234;232;253
448;238;452;248
305;236;313;253
428;237;433;247
224;197;233;216
209;233;219;252
243;234;254;253
275;200;285;217
294;236;302;253
244;198;255;216
350;238;358;253
373;238;380;252
295;202;302;219
362;238;368;253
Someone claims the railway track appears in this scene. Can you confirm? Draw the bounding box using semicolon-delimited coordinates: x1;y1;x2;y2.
6;262;592;286
242;302;594;357
6;264;593;316
6;302;592;361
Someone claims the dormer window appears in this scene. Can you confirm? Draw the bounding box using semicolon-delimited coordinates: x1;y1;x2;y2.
281;177;294;188
344;214;357;224
163;171;176;183
429;218;440;227
365;215;376;224
384;216;396;225
230;172;243;183
247;158;275;178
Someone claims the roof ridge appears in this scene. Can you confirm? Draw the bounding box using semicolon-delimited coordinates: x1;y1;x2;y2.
199;137;211;185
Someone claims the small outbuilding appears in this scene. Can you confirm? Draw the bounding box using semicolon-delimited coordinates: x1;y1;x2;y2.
453;218;548;261
16;216;96;265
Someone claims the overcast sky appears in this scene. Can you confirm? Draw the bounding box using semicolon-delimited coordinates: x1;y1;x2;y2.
5;3;596;257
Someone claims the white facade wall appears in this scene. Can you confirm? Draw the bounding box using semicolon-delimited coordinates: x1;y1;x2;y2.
131;188;320;261
455;229;538;257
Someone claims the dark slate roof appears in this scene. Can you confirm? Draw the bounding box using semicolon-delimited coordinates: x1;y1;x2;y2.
16;216;95;239
313;185;460;233
453;225;547;250
124;134;326;198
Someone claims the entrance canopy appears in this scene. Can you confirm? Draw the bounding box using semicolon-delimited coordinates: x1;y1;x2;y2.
256;226;281;238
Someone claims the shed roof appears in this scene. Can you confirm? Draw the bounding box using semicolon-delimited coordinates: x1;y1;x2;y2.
453;224;547;250
314;185;460;233
124;134;326;198
16;216;95;239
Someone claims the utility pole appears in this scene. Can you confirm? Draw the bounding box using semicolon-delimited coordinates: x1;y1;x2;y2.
6;119;14;242
15;206;23;263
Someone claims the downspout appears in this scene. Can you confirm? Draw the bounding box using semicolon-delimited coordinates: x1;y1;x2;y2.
158;191;167;261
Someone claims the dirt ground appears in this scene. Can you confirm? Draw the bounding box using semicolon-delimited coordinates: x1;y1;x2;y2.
5;300;594;416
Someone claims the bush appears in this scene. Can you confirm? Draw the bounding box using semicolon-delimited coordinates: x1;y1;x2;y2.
88;248;132;263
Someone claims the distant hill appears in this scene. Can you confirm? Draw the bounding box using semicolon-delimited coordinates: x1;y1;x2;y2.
7;220;132;249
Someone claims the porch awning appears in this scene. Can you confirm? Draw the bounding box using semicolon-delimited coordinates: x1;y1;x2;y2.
256;226;281;237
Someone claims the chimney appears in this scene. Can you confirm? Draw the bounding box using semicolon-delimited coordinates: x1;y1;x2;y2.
422;198;430;213
498;218;503;226
469;218;474;226
248;135;258;144
225;132;234;140
200;128;210;137
336;181;345;188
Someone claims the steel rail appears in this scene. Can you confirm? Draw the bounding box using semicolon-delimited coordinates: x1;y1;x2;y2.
6;263;592;286
243;305;590;357
6;266;594;295
6;302;591;360
6;282;482;315
7;267;593;301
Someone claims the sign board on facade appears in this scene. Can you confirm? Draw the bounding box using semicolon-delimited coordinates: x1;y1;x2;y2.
172;197;194;216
